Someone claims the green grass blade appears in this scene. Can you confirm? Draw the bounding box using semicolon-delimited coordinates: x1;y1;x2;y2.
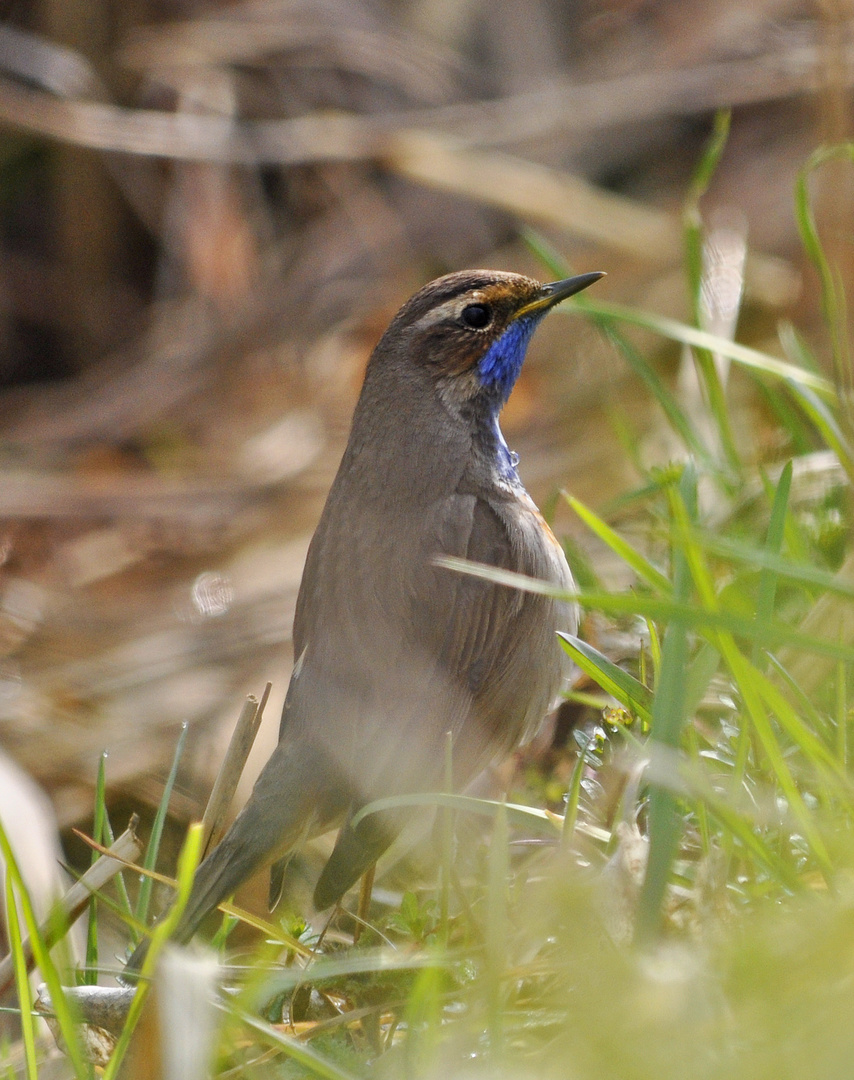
765;653;832;741
783;378;854;480
687;778;803;890
645;618;662;687
521;226;573;280
686;109;732;213
250;950;449;1002
837;660;848;768
778;319;823;374
83;750;109;986
352;792;559;835
684;641;720;717
135;721;189;930
558;633;653;723
402;960;446;1077
3;876;38;1080
755;379;816;455
753;461;792;667
233;1007;365;1080
566;296;834;397
687;340;743;476
0;820;88;1078
795;143;853;383
635;465;697;943
99;808;134;927
436;556;854;662
595;318;718;469
685;725;712;854
751;663;852;797
565;494;671;593
572;591;854;662
727;649;833;876
671;485;835;874
684;531;854;600
561;734;588;846
636;661;689;942
103;822;204;1080
681;111;743;475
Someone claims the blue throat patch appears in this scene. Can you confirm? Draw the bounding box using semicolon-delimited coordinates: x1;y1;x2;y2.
477;315;542;482
477;316;540;405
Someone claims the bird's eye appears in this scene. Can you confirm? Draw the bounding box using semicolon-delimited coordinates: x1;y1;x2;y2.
460;303;492;329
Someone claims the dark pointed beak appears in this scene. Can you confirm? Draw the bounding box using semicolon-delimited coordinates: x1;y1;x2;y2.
515;271;605;319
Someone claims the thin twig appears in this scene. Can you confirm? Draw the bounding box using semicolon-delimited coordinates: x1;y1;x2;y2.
201;683;272;856
0;819;142;996
0;41;845;162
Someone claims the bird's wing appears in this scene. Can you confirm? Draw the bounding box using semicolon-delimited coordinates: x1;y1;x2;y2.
290;488;558;779
417;492;524;698
410;486;574;764
311;491;536;910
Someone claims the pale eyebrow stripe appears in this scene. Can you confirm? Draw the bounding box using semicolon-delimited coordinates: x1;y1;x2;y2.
412;290;496;331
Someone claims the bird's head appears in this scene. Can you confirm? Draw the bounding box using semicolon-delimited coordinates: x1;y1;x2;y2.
377;268;604;412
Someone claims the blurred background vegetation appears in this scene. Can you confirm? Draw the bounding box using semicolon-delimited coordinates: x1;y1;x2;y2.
3;0;854;1075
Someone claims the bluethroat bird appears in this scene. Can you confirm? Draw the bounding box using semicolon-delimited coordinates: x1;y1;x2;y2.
125;267;603;974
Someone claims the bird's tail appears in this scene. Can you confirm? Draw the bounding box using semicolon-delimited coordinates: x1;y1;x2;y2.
121;825;270;981
122;738;345;981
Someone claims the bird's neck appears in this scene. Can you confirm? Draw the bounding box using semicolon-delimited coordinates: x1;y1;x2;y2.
342;341;530;503
339;361;471;505
469;405;522;486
